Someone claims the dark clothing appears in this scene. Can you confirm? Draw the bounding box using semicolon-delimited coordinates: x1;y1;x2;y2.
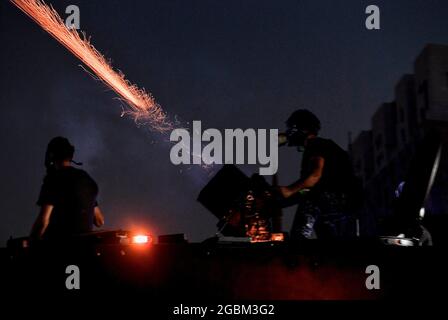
291;191;355;240
37;167;98;239
301;138;355;194
292;138;357;240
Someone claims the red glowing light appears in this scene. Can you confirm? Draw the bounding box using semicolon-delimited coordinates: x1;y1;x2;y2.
132;234;150;244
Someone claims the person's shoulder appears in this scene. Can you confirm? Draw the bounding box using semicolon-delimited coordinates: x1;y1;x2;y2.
315;137;344;150
304;138;329;157
309;137;330;149
307;138;347;158
71;167;97;183
70;167;86;174
70;167;91;178
328;138;347;152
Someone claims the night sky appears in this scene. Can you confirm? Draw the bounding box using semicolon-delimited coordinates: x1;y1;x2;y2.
1;0;448;243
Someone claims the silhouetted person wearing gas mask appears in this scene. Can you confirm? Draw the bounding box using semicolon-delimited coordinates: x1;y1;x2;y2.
30;137;105;241
277;110;358;241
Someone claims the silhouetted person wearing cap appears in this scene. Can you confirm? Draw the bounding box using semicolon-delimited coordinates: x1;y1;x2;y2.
277;110;358;240
30;137;105;241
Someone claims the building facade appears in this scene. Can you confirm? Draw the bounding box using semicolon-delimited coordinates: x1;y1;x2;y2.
350;44;448;236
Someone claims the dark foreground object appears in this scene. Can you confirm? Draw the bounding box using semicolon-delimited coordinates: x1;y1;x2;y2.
1;237;447;301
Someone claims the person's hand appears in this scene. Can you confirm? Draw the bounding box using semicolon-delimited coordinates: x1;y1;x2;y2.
277;186;293;199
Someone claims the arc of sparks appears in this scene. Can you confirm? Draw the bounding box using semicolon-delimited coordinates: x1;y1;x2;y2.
10;0;171;131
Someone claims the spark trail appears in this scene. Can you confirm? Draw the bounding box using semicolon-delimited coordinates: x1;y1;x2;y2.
10;0;171;131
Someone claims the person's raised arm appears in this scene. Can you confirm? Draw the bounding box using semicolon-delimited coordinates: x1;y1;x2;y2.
278;156;325;198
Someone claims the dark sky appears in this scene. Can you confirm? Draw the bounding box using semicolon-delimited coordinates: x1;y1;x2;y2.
1;0;448;243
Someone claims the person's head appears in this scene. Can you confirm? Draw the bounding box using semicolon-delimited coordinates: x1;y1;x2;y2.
285;109;321;148
45;137;75;170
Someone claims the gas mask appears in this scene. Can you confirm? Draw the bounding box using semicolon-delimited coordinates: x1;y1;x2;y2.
279;126;309;152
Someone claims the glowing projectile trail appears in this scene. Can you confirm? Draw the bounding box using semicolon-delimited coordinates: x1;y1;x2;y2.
10;0;171;131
